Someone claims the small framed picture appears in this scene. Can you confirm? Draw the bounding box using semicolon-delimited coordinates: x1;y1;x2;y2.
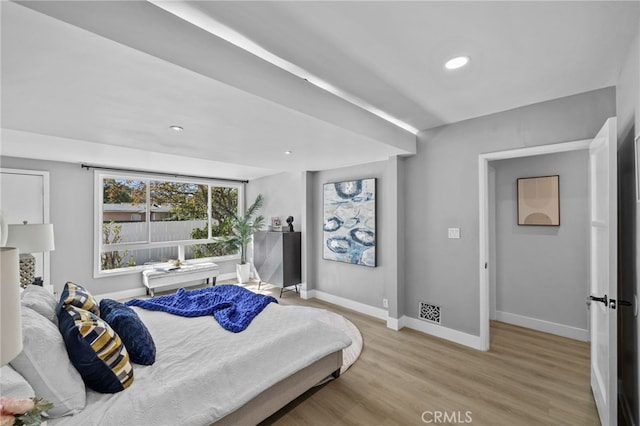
270;217;282;231
517;175;560;226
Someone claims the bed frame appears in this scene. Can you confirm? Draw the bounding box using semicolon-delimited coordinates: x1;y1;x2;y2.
215;350;343;425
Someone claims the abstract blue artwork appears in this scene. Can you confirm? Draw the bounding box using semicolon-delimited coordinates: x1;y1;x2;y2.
323;178;376;267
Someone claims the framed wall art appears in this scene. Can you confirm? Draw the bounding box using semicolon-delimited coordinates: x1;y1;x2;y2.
323;178;376;267
517;175;560;226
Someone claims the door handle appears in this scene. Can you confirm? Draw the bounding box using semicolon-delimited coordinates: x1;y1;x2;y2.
617;296;638;317
589;294;608;306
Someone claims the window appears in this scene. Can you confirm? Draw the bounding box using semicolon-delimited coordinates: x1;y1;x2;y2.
95;171;242;276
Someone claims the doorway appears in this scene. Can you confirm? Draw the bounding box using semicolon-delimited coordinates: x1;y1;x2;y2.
488;150;591;341
479;119;619;425
478;139;591;350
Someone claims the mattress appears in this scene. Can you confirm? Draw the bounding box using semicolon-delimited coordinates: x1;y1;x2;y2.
50;303;351;425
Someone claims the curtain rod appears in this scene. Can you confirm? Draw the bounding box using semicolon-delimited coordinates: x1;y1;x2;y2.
80;164;249;184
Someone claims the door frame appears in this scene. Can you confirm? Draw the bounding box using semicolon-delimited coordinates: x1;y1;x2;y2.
0;168;51;289
477;139;591;350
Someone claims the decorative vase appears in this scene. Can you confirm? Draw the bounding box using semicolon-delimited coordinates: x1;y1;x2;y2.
236;263;251;284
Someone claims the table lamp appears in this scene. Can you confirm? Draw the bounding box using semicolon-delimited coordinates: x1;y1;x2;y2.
6;222;55;288
1;247;22;365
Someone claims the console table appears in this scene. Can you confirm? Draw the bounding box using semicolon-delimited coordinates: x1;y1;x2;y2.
141;262;220;297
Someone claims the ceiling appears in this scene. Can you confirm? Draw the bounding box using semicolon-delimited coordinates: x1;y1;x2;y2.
2;1;639;180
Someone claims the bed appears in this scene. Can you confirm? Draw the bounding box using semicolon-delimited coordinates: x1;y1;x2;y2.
5;284;351;425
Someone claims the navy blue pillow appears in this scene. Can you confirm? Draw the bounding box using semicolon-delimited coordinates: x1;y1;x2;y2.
99;299;156;365
58;305;133;393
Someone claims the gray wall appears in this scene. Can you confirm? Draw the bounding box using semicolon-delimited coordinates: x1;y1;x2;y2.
386;156;405;319
404;87;616;335
0;156;238;296
246;171;305;281
262;87;614;330
246;171;303;232
309;160;389;309
492;150;589;330
247;159;403;317
616;20;639;426
2;87;617;334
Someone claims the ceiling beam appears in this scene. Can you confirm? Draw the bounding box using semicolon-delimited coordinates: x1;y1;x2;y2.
16;1;416;155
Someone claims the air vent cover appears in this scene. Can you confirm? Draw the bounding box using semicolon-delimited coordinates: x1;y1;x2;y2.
419;302;441;324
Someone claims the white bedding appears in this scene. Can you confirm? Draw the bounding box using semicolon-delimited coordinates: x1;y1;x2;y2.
50;303;351;425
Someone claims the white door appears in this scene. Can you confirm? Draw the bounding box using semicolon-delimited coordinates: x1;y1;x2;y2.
0;169;51;287
589;117;617;426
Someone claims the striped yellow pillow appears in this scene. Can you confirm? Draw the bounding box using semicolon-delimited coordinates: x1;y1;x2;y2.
59;282;100;316
58;305;133;393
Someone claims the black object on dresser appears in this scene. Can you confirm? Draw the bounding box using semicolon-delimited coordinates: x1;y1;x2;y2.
253;231;301;297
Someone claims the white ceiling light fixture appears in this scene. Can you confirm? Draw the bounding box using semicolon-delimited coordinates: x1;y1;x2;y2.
445;56;470;70
284;150;292;155
169;125;184;131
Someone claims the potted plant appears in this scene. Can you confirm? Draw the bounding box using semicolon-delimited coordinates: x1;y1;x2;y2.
216;194;265;283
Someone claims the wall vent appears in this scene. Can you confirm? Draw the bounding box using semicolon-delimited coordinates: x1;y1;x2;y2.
418;302;441;324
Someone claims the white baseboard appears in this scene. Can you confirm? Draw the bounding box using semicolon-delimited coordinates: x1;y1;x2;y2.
401;316;484;350
386;316;406;331
298;282;309;299
305;290;482;350
495;311;589;342
306;289;388;320
216;272;238;282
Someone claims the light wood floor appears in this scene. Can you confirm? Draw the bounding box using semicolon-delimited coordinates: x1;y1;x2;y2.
239;282;599;426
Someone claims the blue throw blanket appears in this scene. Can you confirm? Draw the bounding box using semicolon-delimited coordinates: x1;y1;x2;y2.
125;285;277;333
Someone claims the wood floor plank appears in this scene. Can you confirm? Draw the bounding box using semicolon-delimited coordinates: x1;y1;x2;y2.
237;282;599;426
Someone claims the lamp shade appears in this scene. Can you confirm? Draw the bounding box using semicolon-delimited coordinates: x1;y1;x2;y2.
6;223;55;254
1;247;22;365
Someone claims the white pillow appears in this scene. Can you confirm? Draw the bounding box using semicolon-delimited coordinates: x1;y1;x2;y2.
9;306;86;418
0;365;35;398
21;285;58;324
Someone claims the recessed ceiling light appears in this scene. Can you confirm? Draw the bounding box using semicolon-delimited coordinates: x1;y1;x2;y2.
445;56;470;70
284;150;292;155
169;125;184;131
